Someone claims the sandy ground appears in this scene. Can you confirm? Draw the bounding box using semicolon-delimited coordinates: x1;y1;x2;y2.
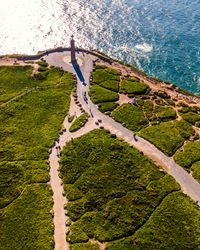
0;57;39;76
117;93;131;105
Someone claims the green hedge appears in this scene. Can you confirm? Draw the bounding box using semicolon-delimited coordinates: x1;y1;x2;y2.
69;113;89;132
112;103;148;131
60;129;180;243
174;141;200;168
89;85;119;104
92;68;120;83
180;111;200;125
120;78;149;96
98;102;119;113
107;192;200;250
139;120;194;156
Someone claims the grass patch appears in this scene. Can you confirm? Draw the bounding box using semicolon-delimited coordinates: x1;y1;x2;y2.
69;113;89;132
191;161;200;183
89;85;118;104
0;184;53;250
60;129;180;243
92;68;120;84
174;141;200;169
139;120;195;156
112;103;148;131
107;192;200;250
98;102;119;113
154;105;177;121
180;111;200;125
120;78;149;96
98;80;119;92
71;242;100;250
0;66;73;104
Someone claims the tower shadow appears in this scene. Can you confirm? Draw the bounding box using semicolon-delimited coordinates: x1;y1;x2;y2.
72;61;86;85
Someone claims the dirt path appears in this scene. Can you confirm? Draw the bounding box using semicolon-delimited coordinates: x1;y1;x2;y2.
49;88;98;250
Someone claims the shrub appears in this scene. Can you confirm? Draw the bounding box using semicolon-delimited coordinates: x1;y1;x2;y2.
98;102;119;113
154;106;177;121
92;68;120;83
68;115;75;123
174;141;200;168
165;98;175;106
69;113;89;132
143;100;154;119
37;61;48;67
120;79;149;96
89;85;118;104
139;120;194;156
112;103;148;131
34;70;49;80
99;80;119;92
195;121;200;128
154;91;170;99
70;242;100;250
180;112;200;125
38;65;48;72
191;161;200;183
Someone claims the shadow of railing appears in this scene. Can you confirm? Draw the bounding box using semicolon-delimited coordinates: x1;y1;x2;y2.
72;61;85;85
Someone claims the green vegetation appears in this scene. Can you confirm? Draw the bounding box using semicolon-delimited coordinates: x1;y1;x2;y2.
69;113;90;132
196;121;200;128
60;129;181;245
0;65;72;104
92;68;120;84
154;105;177;121
37;61;49;67
180;111;200;125
71;242;100;250
107;192;200;250
89;66;120;111
68;115;75;123
0;184;53;250
191;161;200;183
98;80;119;92
112;104;148;131
89;85;118;104
174;141;200;169
0;65;74;249
98;102;119;113
139;120;195;156
120;77;149;96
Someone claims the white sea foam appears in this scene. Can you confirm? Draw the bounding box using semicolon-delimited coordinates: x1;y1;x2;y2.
134;43;153;53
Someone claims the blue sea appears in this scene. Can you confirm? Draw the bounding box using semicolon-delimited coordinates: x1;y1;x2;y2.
0;0;199;94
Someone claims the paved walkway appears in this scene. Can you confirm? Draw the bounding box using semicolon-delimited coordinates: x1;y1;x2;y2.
45;51;200;249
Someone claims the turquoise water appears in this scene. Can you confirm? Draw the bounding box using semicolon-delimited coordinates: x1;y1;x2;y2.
0;0;199;94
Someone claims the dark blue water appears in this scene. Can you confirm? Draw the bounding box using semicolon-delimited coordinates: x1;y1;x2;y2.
0;0;199;94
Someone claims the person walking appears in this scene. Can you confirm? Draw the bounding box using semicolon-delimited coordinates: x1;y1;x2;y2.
133;133;138;142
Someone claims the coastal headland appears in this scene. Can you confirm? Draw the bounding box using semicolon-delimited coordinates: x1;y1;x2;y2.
0;49;200;250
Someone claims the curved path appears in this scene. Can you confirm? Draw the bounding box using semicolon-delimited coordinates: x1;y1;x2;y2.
49;86;98;250
45;51;200;249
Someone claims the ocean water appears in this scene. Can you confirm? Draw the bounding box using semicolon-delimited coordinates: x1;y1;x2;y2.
0;0;199;94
